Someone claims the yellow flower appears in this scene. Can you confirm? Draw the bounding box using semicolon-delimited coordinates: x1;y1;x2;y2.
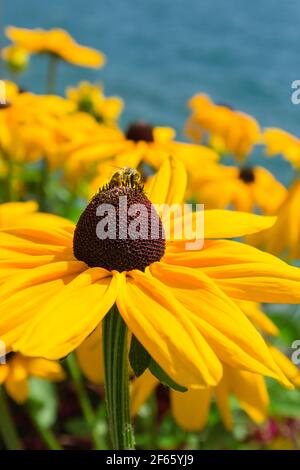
131;313;300;432
263;128;300;169
185;94;261;160
248;179;300;259
5;26;105;68
0;353;65;404
188;162;287;214
66;121;218;183
0;80;20;104
1;45;29;73
66;82;123;127
0;158;299;389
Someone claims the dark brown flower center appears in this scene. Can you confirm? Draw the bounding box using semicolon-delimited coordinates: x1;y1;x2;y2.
239;167;255;184
0;102;11;109
126;122;154;142
73;182;165;272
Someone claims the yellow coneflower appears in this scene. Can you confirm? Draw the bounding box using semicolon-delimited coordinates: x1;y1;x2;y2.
65;121;218;181
5;27;105;68
185;93;261;160
248;178;300;259
0;158;300;388
0;353;65;404
188;162;287;214
66;82;123;127
263;128;300;169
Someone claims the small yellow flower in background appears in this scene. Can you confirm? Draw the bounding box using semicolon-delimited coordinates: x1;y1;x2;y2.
263;128;300;169
0;353;65;404
1;45;29;73
66;81;123;127
5;26;105;68
1;159;300;390
188;161;287;214
248;179;300;259
185;93;261;160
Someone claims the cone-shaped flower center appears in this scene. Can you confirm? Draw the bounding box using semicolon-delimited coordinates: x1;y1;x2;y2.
73;176;165;272
126;122;154;142
239;166;255;184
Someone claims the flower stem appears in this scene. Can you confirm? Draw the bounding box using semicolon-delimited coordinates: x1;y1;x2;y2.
46;54;58;94
38;158;49;211
0;386;23;450
29;410;63;450
103;305;135;450
66;353;104;449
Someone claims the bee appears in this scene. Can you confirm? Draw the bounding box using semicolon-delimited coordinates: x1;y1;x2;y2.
109;167;142;188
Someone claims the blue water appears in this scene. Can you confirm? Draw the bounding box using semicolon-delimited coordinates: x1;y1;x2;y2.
1;0;300;183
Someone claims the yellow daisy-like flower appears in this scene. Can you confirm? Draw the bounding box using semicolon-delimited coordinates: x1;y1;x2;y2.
248;179;300;259
66;121;218;182
263;128;300;169
0;158;300;389
0;353;65;404
5;27;105;68
1;45;29;73
0;80;20;105
66;82;123;127
188;162;287;214
185;94;261;160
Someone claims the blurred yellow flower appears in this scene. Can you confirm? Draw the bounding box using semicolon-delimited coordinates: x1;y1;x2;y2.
188;162;287;214
1;45;29;73
5;26;105;68
185;94;261;160
248;179;300;259
66;81;123;127
0;159;297;390
0;353;65;404
263;128;300;169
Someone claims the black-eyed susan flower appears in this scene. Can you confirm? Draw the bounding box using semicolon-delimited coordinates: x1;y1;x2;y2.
1;158;300;389
263;128;300;169
5;27;105;68
0;353;65;404
185;94;261;160
248;179;300;259
65;121;218;184
66;82;123;127
188;161;287;214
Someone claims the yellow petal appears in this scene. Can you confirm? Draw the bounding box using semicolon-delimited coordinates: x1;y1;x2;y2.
146;156;187;205
150;262;292;387
76;324;104;384
0;364;9;384
235;300;279;336
117;271;222;388
26;357;66;381
171;388;212;431
131;369;159;416
269;346;300;387
14;269;118;359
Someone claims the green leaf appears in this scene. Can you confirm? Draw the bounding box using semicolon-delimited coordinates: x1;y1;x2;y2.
28;378;59;429
149;359;187;392
129;335;151;377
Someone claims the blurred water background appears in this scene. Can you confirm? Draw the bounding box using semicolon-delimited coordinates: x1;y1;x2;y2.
1;0;300;184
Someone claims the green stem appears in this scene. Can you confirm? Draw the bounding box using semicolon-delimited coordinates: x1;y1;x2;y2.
46;54;59;94
38;158;49;211
0;386;23;450
66;354;104;449
29;410;63;450
103;305;135;450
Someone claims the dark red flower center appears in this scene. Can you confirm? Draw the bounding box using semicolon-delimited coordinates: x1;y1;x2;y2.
125;122;154;142
73;179;165;272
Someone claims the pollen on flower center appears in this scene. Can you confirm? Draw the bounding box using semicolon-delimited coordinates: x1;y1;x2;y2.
73;181;165;272
239;167;255;184
126;121;154;142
